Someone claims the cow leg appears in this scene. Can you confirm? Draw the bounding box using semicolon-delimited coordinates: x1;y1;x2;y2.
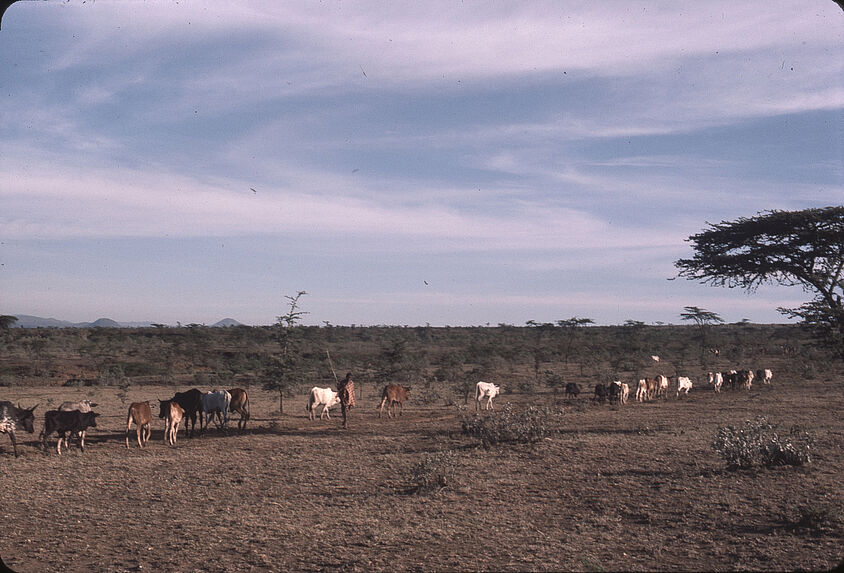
378;398;387;418
79;430;86;452
137;425;143;449
8;431;18;458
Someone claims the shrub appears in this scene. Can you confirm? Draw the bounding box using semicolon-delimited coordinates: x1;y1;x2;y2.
410;450;459;493
462;404;563;446
711;416;813;469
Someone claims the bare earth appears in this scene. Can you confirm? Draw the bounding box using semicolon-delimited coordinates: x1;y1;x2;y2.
1;378;842;572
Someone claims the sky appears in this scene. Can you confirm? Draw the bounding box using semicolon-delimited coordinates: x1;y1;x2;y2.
1;1;842;327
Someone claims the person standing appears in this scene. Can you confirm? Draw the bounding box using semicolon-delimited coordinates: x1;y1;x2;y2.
336;372;356;429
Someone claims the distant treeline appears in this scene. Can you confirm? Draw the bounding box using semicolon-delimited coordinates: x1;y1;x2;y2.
0;323;835;401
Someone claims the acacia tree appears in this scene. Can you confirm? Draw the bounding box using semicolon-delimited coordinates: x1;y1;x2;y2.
675;207;844;355
680;306;724;363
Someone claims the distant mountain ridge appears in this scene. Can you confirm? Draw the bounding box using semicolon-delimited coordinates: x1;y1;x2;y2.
10;314;244;328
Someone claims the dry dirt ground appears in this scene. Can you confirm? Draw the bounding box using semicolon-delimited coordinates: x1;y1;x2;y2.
0;377;842;572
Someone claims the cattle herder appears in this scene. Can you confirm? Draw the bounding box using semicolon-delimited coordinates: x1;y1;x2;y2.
337;372;356;429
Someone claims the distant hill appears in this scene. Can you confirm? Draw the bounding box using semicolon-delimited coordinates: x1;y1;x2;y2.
10;315;157;328
9;314;246;328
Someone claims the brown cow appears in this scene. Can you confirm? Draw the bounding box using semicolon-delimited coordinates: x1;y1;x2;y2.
162;401;185;446
228;388;250;431
125;401;152;449
378;384;411;418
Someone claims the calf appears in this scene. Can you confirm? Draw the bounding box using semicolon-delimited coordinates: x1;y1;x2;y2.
676;376;693;397
756;369;773;385
41;410;99;454
307;387;340;421
125;401;152;449
564;382;581;399
379;384;412;418
0;401;37;458
159;400;185;446
58;399;98;413
473;381;499;412
228;388;250;431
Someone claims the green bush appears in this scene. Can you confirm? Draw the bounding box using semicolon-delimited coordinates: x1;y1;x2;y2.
462;403;563;446
410;450;459;493
711;416;813;469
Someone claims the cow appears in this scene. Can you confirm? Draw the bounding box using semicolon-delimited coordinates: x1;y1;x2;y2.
168;388;204;438
756;369;773;385
228;388;250;431
620;382;630;405
656;375;670;399
737;369;754;390
593;383;608;404
58;399;98;413
124;401;152;449
0;401;37;458
473;381;499;412
201;390;231;432
379;384;412;418
40;410;99;454
306;387;340;421
726;370;739;391
564;382;581;399
608;381;621;404
645;377;659;400
159;400;185;446
635;379;648;402
676;376;693;397
708;372;724;393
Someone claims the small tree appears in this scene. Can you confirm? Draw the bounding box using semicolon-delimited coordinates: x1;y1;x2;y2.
263;291;308;414
680;306;724;365
0;315;18;329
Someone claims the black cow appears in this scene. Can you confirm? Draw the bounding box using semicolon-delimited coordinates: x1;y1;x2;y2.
607;381;621;404
593;383;608;404
169;388;204;438
0;401;38;457
564;382;581;398
40;409;100;454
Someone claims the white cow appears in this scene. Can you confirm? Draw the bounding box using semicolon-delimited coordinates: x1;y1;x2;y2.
306;387;341;420
676;376;692;396
635;379;648;402
757;369;773;385
656;375;670;398
201;390;231;431
708;372;724;393
619;382;630;404
58;399;98;413
474;381;500;411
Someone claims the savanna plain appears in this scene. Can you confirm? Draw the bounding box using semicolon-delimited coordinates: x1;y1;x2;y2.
0;323;842;572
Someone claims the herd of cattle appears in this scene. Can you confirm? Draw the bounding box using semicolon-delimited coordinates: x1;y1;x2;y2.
565;368;774;405
0;370;767;457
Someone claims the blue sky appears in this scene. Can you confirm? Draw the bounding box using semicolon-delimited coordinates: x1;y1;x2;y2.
1;1;842;326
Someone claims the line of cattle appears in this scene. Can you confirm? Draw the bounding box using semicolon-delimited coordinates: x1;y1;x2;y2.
1;368;755;458
0;382;439;457
568;368;774;405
